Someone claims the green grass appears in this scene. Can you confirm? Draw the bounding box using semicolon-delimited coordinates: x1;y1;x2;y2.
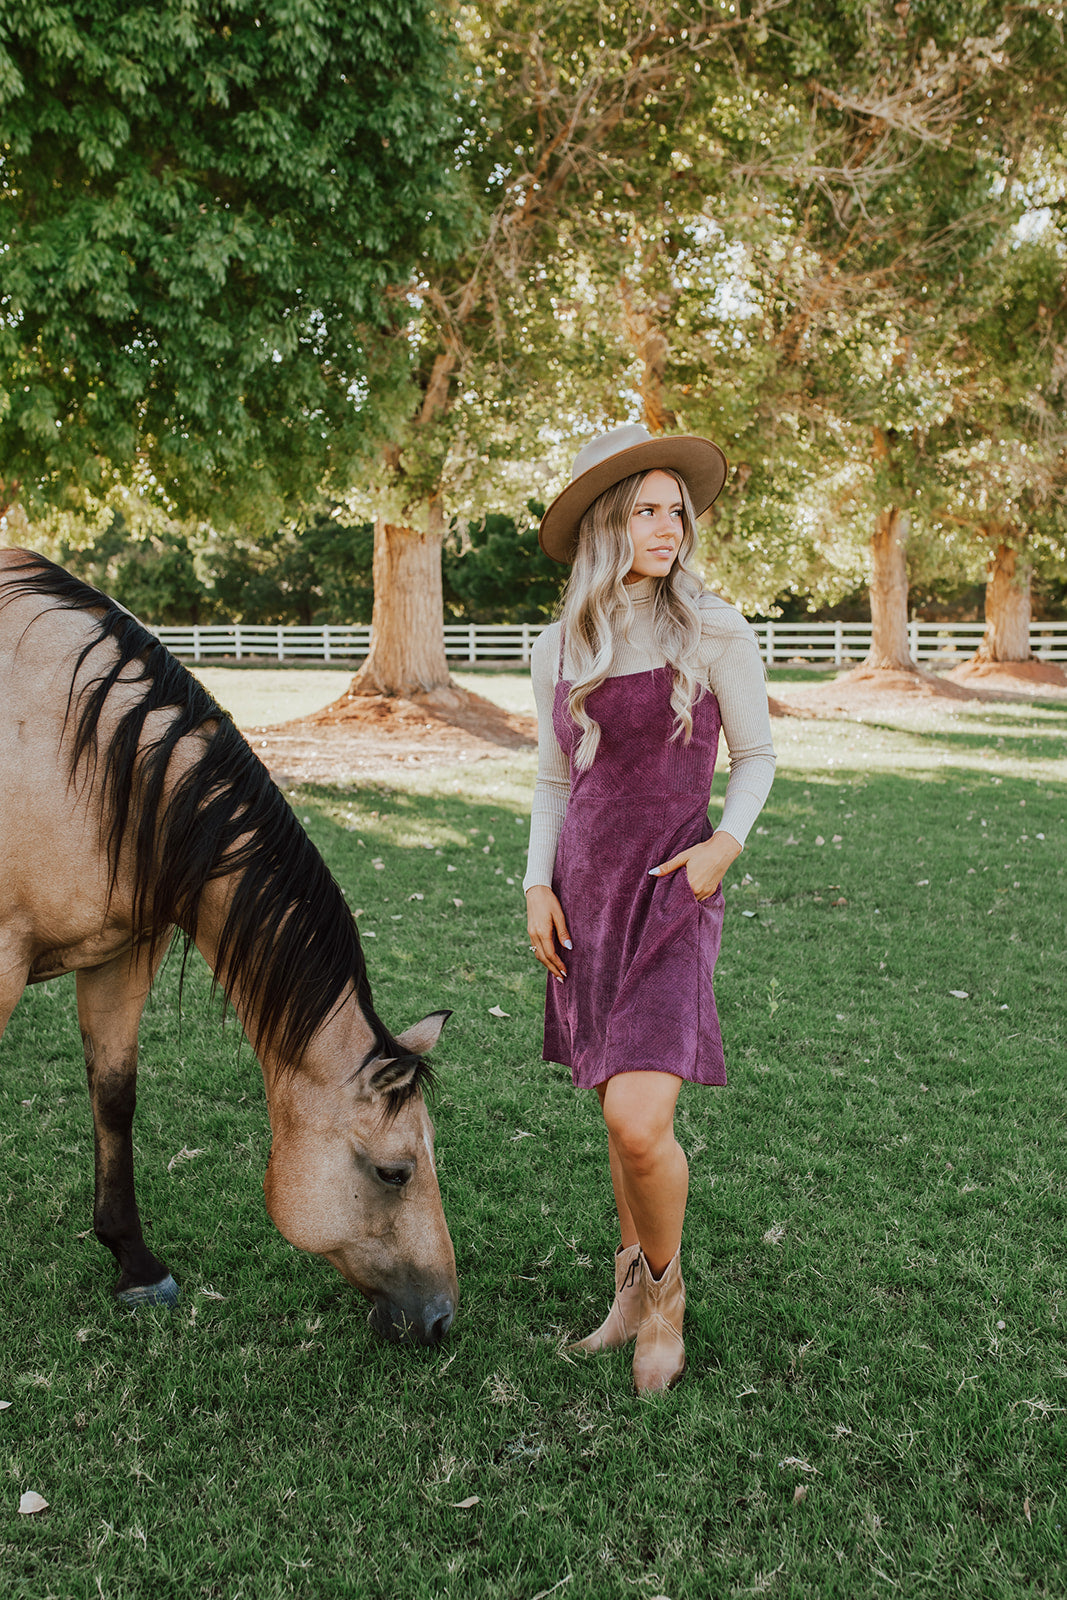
2;683;1066;1598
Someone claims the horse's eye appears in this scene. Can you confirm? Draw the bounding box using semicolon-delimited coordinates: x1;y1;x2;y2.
375;1165;411;1188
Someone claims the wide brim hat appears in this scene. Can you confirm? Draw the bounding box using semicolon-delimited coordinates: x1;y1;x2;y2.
539;422;728;563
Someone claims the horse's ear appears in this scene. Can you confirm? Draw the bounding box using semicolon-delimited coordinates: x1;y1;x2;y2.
367;1055;419;1096
393;1010;452;1057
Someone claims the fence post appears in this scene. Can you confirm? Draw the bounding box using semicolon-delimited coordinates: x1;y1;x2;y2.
764;622;774;666
192;625;201;663
277;626;284;662
322;625;331;663
234;625;243;663
834;621;843;666
522;622;531;664
909;620;920;660
468;624;477;664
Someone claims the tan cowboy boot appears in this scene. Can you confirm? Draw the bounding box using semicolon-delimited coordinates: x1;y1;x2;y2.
632;1248;686;1394
569;1244;642;1354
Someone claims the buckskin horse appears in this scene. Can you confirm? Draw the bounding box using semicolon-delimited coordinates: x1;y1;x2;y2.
0;550;457;1343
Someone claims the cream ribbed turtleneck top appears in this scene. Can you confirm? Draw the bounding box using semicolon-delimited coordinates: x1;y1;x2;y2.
523;578;776;892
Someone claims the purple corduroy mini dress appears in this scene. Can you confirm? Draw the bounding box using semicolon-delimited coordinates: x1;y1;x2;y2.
543;659;728;1088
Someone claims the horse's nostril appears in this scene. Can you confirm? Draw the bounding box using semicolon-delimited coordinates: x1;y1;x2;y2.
424;1295;455;1344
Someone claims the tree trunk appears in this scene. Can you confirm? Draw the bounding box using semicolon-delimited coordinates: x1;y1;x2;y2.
349;505;451;697
863;507;914;670
975;541;1032;663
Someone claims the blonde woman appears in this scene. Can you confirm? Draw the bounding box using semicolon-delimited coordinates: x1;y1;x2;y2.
525;423;776;1394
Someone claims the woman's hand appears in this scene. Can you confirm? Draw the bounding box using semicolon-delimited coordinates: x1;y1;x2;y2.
526;885;571;981
649;830;743;901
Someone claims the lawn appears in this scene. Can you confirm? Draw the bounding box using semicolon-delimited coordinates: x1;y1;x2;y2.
2;670;1065;1599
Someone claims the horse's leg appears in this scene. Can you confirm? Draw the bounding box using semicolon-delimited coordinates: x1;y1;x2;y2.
76;942;179;1308
0;978;25;1040
0;944;30;1041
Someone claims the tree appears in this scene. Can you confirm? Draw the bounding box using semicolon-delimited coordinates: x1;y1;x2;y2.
565;2;1067;683
345;0;802;698
929;193;1067;671
0;0;466;529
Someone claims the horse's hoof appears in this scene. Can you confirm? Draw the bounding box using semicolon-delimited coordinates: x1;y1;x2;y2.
117;1273;180;1310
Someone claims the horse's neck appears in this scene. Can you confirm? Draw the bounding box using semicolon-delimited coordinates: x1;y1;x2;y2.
188;871;270;1065
188;871;364;1094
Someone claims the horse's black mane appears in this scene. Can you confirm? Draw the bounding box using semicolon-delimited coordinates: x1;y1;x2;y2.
5;553;431;1101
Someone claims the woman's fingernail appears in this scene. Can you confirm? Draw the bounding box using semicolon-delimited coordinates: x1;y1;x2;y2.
648;868;661;876
562;939;572;949
556;974;564;983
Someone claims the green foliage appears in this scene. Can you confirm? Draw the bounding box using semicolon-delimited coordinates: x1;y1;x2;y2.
44;502;568;626
0;0;467;527
65;513;206;624
443;504;564;622
204;514;376;625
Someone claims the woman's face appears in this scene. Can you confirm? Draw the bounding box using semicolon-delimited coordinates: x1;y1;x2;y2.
624;470;685;583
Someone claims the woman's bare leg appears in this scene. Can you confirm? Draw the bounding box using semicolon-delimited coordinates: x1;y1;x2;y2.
604;1128;638;1249
597;1072;687;1278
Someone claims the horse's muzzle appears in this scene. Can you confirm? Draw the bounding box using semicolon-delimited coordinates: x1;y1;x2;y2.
369;1290;456;1346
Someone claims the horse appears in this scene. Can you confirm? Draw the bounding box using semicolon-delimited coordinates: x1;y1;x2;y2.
0;549;457;1344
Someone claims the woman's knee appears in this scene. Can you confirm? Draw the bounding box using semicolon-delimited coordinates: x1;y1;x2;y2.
603;1101;675;1174
600;1072;681;1163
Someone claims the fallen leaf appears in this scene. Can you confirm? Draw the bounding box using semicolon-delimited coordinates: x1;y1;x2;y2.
741;910;756;918
451;1495;480;1509
167;1147;207;1172
452;898;464;908
814;835;825;846
488;1005;509;1018
19;1491;48;1515
408;893;424;901
1024;1496;1032;1525
793;1484;808;1504
831;897;848;906
949;990;969;1000
532;1579;573;1600
0;1400;11;1411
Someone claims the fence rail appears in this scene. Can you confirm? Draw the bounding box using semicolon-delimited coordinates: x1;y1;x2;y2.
149;618;1067;666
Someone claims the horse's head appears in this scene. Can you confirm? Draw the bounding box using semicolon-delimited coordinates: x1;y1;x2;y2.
262;1009;458;1345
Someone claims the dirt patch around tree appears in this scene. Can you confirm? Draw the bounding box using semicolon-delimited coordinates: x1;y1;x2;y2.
245;682;537;786
945;658;1067;692
242;663;1066;786
774;662;1067;718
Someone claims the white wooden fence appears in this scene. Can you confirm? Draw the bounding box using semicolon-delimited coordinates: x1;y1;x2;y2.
148;617;1067;666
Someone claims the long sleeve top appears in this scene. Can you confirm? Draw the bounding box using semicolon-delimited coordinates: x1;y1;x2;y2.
523;578;777;891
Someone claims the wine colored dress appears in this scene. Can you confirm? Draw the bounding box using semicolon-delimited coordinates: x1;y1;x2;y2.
543;659;727;1088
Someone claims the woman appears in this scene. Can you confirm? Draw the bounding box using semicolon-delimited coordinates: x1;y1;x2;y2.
525;422;776;1395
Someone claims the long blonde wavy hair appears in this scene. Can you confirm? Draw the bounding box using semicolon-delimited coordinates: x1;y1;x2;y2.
558;469;705;770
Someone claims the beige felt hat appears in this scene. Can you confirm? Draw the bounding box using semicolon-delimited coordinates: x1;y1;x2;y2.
538;422;728;564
